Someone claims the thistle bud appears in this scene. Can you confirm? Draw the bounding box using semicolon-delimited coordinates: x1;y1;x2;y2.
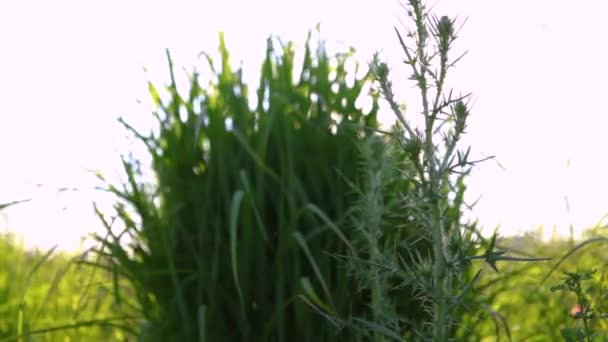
438;16;454;38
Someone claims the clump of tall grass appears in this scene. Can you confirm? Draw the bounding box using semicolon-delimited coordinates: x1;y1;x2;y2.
90;28;438;341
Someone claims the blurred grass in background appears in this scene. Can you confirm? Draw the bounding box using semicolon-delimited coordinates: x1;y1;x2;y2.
457;225;608;341
0;232;135;341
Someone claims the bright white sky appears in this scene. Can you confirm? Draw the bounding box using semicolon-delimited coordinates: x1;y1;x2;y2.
1;0;608;251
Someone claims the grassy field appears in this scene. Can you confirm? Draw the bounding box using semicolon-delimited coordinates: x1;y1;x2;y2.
2;1;608;341
0;232;137;341
3;227;608;341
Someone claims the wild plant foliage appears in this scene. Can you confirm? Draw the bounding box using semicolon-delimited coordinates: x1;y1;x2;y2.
5;1;608;341
92;29;434;341
332;1;550;340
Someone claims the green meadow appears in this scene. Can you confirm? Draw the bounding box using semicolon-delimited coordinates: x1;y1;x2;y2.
2;2;607;341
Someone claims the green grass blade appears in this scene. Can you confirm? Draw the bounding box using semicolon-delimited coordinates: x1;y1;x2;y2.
229;190;246;316
294;232;336;314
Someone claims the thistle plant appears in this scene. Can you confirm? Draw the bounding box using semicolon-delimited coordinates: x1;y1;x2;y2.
367;2;484;339
362;1;548;340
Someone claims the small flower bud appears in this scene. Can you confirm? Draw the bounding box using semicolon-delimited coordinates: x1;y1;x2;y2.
438;16;454;38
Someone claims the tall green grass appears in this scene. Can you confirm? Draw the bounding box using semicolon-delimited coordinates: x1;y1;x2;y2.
91;29;436;341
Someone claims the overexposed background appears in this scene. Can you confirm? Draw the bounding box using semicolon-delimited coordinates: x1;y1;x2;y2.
1;0;607;251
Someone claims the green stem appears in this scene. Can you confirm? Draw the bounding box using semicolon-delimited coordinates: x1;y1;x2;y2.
577;292;592;342
414;3;450;338
430;200;449;341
